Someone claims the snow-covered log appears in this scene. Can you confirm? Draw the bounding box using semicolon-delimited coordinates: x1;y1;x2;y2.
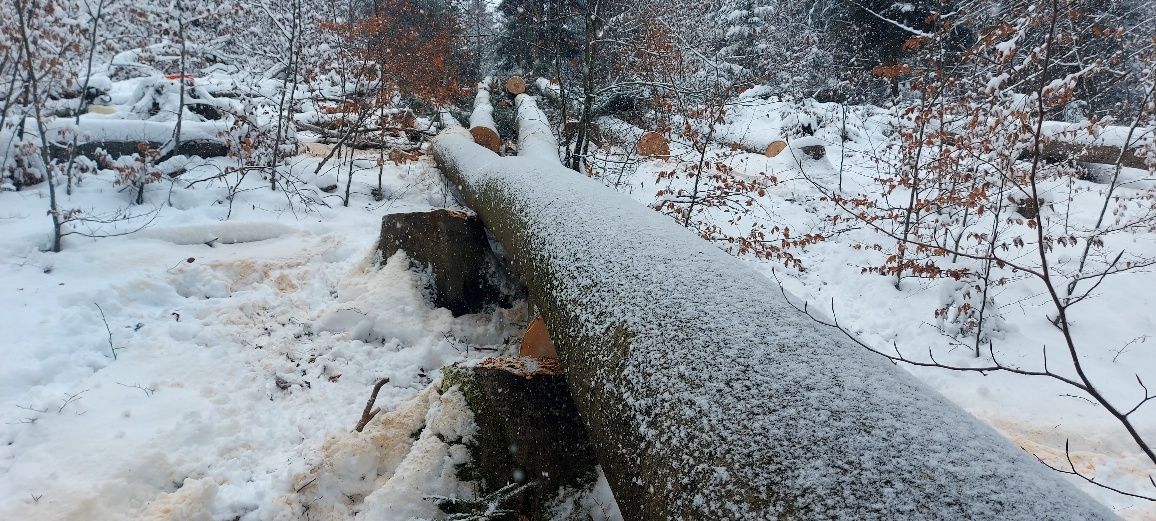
429;131;1116;520
43;118;229;159
1036;121;1151;169
469;83;501;153
513;94;559;163
438;108;464;130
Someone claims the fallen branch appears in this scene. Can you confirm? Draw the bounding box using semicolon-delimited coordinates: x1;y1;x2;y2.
354;377;390;432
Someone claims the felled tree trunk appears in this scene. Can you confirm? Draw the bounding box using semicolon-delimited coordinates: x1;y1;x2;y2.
430;129;1115;519
378;209;511;317
443;358;599;520
49;139;228;161
1038;140;1147;170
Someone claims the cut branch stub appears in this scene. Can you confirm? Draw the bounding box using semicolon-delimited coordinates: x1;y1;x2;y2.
505;75;528;96
635;131;670;158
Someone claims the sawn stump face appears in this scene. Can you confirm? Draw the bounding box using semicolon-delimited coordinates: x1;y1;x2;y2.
378;209;506;317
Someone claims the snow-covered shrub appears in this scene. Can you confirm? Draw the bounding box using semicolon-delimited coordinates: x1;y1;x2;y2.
98;146;162;204
935;278;1006;345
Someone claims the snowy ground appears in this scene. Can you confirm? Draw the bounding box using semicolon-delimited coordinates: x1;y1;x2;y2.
0;145;540;520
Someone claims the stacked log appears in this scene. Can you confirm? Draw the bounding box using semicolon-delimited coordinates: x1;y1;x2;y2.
469;82;501;153
505;75;528;96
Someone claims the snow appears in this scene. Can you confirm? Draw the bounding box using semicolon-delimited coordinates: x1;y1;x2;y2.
432;130;1117;519
0;145;525;520
513;94;560;164
469;83;497;132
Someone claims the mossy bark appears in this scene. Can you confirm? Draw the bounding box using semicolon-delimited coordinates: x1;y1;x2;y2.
443;360;598;520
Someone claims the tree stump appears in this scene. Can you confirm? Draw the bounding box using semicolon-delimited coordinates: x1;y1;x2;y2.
635;131;669;158
764;140;788;157
505;76;528;96
443;358;599;520
378;209;512;316
470;126;502;153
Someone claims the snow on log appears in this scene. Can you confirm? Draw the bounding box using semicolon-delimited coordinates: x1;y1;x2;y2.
595;116;643;149
505;75;527;96
438;108;464;129
514;94;559;163
469;83;501;153
1037;121;1150;169
534;77;560;102
44;118;229;159
429;131;1116;520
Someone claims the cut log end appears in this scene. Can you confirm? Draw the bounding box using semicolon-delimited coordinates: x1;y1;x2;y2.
520;315;558;359
765;140;788;157
636;131;670;158
469;126;501;153
505;76;527;96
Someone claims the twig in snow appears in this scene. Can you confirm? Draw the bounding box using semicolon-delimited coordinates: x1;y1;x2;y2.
58;389;90;413
354;377;390;433
94;303;117;360
1031;440;1156;501
295;477;318;493
116;382;156;397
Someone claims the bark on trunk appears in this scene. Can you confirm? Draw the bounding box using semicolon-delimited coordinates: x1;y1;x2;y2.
443;358;598;520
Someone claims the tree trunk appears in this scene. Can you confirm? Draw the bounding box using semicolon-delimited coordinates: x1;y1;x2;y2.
430;129;1115;520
